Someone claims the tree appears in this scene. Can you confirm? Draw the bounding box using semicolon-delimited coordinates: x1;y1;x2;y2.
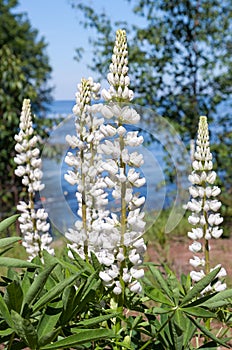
0;0;53;218
71;0;232;185
72;0;232;137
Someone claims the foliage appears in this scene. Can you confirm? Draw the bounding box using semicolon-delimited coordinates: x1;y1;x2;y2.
70;0;232;201
142;264;232;349
0;223;231;348
0;0;54;218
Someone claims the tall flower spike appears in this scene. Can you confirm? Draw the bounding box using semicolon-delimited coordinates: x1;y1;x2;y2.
14;99;54;261
101;29;134;102
97;29;146;295
65;77;109;260
187;116;226;292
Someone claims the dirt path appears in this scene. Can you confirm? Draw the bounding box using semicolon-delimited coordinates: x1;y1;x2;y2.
147;235;232;285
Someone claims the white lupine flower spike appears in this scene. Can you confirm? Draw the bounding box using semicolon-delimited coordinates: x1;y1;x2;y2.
98;29;146;295
65;30;146;299
65;77;108;262
187;116;226;292
14;99;54;261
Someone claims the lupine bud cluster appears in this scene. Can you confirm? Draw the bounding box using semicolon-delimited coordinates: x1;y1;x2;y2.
101;29;134;102
14;99;54;260
65;30;146;295
187;116;226;292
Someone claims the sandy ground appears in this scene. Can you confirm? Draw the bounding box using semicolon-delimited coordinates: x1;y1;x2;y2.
146;235;232;283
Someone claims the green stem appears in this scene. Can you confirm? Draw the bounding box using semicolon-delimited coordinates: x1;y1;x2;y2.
202;180;211;335
80;147;89;263
29;188;42;259
114;129;128;349
8;331;15;350
202;182;210;275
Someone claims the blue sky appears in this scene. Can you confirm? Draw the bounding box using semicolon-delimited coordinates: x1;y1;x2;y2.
17;0;141;100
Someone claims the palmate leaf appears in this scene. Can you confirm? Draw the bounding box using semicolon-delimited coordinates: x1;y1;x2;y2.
40;329;115;349
180;266;221;307
0;214;20;232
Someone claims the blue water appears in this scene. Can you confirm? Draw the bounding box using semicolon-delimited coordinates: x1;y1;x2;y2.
41;99;231;234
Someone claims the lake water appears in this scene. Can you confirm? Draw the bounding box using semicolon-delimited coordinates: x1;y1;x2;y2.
41;99;230;234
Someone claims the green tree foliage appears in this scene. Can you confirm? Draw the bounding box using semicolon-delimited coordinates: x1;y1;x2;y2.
72;0;232;138
71;0;232;224
0;0;53;217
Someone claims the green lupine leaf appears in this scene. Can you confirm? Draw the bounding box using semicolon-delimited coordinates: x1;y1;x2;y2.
114;341;131;349
72;287;97;318
0;236;21;248
182;306;216;318
173;309;186;332
71;275;101;318
81;270;101;300
40;329;115;349
144;286;174;306
170;319;183;350
90;251;101;270
148;265;173;300
32;273;80;313
201;289;232;308
183;316;196;348
0;328;14;336
22;262;58;311
180;266;221;306
151;307;173;314
131;315;143;329
38;327;61;347
21;270;33;296
0;215;20;232
38;312;62;340
0;294;14;328
188;316;230;348
70;248;92;271
0;257;40;268
42;249;59;265
200;300;231;309
11;310;38;348
5;280;23;313
59;285;76;325
56;257;80;273
73;312;119;328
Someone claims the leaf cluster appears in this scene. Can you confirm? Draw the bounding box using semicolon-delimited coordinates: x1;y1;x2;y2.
141;264;232;349
0;216;231;349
